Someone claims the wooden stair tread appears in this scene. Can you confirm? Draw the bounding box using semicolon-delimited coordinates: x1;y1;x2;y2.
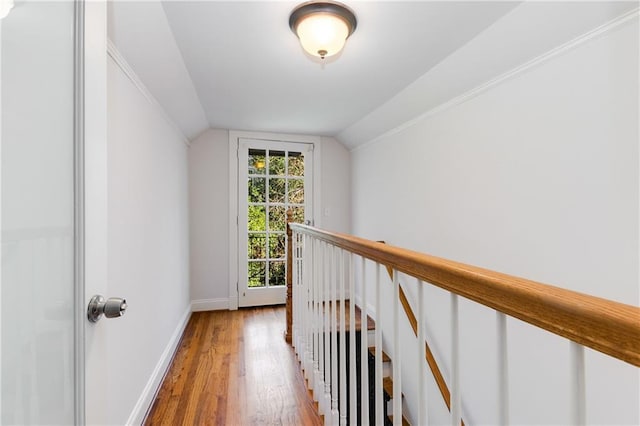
368;346;391;362
321;300;376;332
382;377;404;399
388;415;411;426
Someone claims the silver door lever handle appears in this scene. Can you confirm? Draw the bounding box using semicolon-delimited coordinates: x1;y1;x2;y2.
87;295;127;322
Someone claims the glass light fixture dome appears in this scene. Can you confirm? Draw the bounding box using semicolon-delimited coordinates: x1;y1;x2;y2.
289;2;357;60
0;0;14;19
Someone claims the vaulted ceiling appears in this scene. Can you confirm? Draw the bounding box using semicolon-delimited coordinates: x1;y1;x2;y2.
108;1;637;148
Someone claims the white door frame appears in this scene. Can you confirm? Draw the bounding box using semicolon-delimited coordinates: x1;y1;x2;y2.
74;2;86;423
228;130;322;310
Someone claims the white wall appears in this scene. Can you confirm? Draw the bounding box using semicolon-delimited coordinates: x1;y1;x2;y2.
188;130;350;308
320;136;351;233
188;129;230;305
351;14;639;426
105;52;191;424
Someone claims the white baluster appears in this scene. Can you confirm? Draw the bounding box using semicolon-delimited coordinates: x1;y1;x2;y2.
298;233;304;352
339;249;347;425
418;278;427;426
497;312;509;426
300;234;307;362
450;294;461;426
570;342;586;426
360;257;369;425
375;263;383;425
292;232;299;353
305;235;313;384
297;233;304;355
301;235;308;374
331;245;339;425
323;242;332;418
393;269;402;426
316;240;326;414
313;240;324;401
309;238;317;390
349;253;357;425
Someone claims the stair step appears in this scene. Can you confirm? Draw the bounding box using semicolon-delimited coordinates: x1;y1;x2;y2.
382;377;404;399
322;300;376;332
369;346;392;377
388;414;411;426
368;346;391;362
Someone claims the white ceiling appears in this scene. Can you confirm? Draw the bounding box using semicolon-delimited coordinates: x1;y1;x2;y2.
108;1;638;147
161;1;518;136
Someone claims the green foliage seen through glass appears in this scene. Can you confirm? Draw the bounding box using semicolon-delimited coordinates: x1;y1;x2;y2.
288;153;304;177
268;206;285;231
246;148;309;290
269;261;285;286
269;234;285;259
248;205;266;232
269;178;286;203
248;261;266;287
248;234;266;259
269;151;286;175
248;178;265;203
288;179;304;204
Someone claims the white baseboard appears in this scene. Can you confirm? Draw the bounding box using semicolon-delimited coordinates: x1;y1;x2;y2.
126;305;192;426
191;297;230;312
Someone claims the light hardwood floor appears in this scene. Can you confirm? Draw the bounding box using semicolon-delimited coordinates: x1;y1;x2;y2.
144;306;322;426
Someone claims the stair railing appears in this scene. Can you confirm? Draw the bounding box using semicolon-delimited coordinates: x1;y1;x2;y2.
285;219;640;426
377;242;464;425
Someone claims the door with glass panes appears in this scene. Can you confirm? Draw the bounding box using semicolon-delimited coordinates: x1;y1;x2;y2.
238;138;313;307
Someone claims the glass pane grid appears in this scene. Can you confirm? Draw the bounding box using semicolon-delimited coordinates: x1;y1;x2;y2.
246;148;306;289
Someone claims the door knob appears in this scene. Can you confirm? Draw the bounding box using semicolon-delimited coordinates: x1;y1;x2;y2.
87;295;127;323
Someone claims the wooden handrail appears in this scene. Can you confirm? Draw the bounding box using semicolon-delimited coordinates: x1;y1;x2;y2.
378;239;458;417
288;223;640;367
379;238;462;423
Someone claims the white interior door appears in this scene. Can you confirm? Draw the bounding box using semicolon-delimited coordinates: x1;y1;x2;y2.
238;138;313;307
1;3;82;424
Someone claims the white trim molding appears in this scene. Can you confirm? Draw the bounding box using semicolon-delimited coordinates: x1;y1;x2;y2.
191;298;230;312
0;18;3;423
74;3;86;424
228;130;322;311
126;306;191;426
106;39;189;147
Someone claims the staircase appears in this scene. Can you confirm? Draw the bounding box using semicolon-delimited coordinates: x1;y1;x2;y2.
286;220;640;425
324;301;412;425
369;347;410;426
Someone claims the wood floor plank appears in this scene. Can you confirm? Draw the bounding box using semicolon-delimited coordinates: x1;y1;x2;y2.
144;306;322;426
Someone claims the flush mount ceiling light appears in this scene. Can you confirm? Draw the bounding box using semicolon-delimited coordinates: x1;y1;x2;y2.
289;1;357;60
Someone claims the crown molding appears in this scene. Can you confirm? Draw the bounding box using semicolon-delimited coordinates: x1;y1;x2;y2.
352;8;639;153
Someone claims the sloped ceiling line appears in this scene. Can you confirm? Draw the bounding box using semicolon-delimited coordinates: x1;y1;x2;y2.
108;1;209;141
107;39;190;147
160;0;520;139
109;1;638;149
349;6;640;153
337;2;640;149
